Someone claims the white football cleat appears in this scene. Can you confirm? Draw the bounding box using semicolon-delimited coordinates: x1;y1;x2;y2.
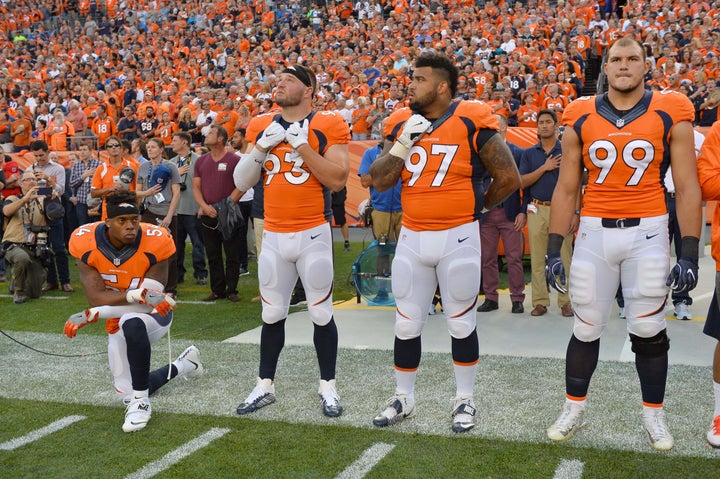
237;378;276;415
547;401;586;441
318;379;343;417
707;415;720;448
123;396;152;433
673;302;691;320
176;345;203;380
643;407;674;451
451;396;476;433
373;393;415;427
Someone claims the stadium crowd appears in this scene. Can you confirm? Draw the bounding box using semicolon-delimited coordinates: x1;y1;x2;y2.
0;0;717;154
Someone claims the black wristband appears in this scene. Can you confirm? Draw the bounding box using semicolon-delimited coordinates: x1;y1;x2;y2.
547;233;564;255
681;236;700;260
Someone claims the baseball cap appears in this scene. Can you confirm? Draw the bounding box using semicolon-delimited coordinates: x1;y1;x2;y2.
118;166;135;188
149;164;172;189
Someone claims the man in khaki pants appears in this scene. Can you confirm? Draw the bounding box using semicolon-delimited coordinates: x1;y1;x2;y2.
519;109;576;317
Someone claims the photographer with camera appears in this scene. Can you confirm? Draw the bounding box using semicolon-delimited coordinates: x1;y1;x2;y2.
1;171;53;303
27;140;73;293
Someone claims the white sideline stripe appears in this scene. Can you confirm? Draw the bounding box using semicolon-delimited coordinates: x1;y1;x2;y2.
175;300;215;305
552;459;585;479
335;442;395;479
124;427;231;479
0;415;86;450
0;294;68;300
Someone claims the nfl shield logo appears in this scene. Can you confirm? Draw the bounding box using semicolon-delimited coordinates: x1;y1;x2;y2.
616;118;624;128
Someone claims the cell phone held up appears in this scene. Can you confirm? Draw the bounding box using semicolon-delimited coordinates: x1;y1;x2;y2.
36;178;52;196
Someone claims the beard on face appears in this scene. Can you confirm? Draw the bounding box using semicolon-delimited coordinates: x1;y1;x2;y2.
409;88;437;115
275;90;302;108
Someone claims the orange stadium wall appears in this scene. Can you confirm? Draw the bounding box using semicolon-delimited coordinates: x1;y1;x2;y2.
9;127;712;228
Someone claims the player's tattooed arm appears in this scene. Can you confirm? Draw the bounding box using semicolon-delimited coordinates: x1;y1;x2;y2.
369;140;404;192
479;133;522;208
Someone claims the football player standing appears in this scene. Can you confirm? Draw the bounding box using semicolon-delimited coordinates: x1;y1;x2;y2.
545;37;702;450
697;120;720;447
232;64;350;417
369;52;521;432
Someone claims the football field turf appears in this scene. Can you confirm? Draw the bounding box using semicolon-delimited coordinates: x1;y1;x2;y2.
1;332;719;478
2;240;719;477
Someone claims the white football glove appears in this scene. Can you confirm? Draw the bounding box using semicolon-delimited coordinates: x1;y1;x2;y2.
389;114;432;158
256;121;287;152
286;119;309;150
126;288;176;316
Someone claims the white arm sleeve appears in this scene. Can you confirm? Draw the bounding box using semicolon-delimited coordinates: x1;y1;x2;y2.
233;152;263;192
91;304;152;319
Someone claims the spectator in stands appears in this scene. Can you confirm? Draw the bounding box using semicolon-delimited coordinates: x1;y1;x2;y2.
117;105;138;142
137;106;158;142
46;109;75;151
10;107;32;153
351;96;371;140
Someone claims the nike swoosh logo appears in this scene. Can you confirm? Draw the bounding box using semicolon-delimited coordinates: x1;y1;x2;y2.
130;421;147;425
310;234;320;240
646;234;659;240
458;237;469;243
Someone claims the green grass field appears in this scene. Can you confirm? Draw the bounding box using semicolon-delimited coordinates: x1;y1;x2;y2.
1;239;718;478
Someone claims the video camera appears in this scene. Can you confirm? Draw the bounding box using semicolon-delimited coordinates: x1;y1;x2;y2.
29;225;52;263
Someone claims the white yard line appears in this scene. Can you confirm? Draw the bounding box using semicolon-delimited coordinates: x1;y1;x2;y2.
0;415;86;450
552;459;585;479
124;427;231;479
335;442;396;479
0;294;68;300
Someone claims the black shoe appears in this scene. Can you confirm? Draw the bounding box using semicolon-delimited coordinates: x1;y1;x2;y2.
344;240;350;252
196;276;208;285
239;267;250;277
511;301;524;314
476;299;498;312
290;290;307;306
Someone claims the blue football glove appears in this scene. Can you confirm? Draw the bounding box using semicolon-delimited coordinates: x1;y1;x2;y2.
665;256;698;293
545;252;567;294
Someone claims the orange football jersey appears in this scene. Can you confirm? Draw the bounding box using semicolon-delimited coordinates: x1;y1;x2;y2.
562;90;695;218
69;221;176;292
383;101;499;231
246;111;350;233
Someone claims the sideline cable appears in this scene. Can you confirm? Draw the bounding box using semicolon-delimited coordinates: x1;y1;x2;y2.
0;329;106;357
